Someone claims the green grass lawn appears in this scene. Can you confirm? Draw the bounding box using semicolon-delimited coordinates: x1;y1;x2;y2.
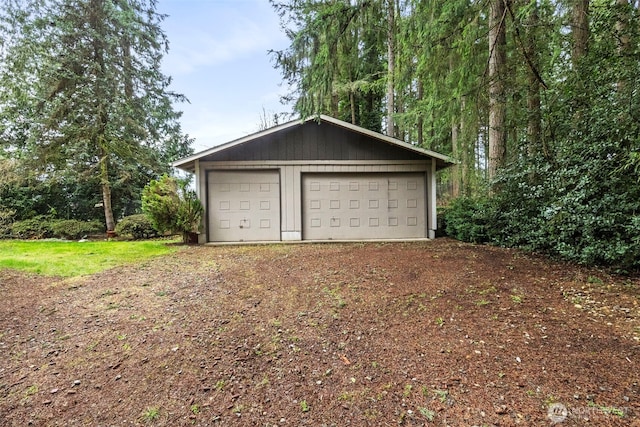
0;239;181;277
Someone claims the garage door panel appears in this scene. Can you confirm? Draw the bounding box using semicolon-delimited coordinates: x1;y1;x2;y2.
302;173;425;240
208;170;280;242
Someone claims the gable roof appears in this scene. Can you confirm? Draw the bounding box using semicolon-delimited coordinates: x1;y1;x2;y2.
172;115;457;172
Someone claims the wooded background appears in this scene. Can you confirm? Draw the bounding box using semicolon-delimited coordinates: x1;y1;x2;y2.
269;0;640;271
0;0;192;233
0;0;638;270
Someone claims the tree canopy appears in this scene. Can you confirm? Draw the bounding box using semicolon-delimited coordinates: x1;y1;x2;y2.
271;0;640;271
0;0;192;230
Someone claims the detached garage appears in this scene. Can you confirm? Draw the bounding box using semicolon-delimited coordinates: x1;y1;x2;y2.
172;115;455;243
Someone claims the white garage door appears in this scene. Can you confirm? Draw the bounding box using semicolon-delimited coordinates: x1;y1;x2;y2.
207;170;280;242
302;173;426;240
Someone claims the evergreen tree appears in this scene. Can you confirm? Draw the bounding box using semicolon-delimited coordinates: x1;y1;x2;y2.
270;0;386;131
0;0;192;229
271;0;640;269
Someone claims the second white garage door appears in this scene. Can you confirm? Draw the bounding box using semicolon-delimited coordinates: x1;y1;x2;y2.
302;173;426;240
207;170;280;242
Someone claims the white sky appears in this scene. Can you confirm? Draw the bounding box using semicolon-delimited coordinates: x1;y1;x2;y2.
159;0;292;152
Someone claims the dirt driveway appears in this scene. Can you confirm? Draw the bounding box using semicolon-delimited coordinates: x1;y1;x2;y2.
1;239;639;426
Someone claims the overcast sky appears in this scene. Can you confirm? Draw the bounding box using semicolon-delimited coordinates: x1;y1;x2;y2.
159;0;292;152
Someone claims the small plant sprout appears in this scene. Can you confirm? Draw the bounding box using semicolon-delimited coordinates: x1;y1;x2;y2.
338;391;354;401
24;385;38;397
300;400;310;412
587;401;626;417
587;276;604;285
257;375;270;387
403;384;413;397
479;285;497;295
419;407;436;421
270;318;282;327
140;407;160;423
433;389;448;403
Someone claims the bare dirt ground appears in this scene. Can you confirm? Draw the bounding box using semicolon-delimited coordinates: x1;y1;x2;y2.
1;239;639;426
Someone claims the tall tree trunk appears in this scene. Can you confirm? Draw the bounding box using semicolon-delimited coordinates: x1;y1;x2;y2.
397;92;405;141
350;91;356;125
460;97;470;195
616;0;631;90
100;151;116;232
570;0;590;131
330;92;339;118
449;55;460;197
488;0;507;180
526;1;542;156
91;0;115;232
386;0;395;137
571;0;590;65
615;0;630;52
417;79;424;146
451;115;460;198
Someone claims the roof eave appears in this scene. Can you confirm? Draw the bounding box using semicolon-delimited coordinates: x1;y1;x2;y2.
316;115;457;169
171;118;306;171
171;114;458;171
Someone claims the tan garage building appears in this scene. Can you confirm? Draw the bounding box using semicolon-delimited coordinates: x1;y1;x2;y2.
172;115;455;243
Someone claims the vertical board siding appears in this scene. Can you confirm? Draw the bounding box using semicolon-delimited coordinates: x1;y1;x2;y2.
284;165;298;233
428;158;437;238
203;121;427;163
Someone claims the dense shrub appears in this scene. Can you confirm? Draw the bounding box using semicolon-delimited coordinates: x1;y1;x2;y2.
444;197;494;244
50;219;104;240
175;189;204;242
10;215;54;239
141;175;181;234
446;145;640;272
0;208;15;238
445;29;640;273
142;175;203;243
115;214;159;240
10;216;104;239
